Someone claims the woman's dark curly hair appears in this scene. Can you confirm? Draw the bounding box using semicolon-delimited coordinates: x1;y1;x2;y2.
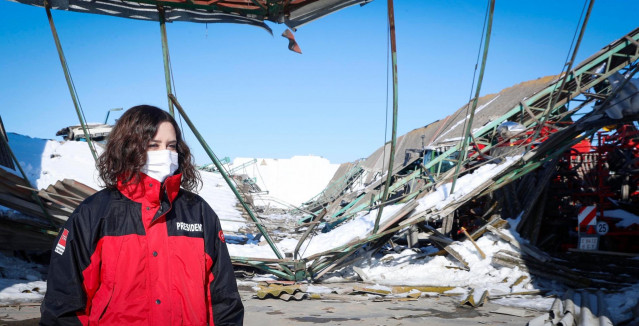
97;105;201;192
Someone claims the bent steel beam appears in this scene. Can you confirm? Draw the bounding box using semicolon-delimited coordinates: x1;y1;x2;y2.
450;0;495;194
168;94;284;260
373;0;399;234
44;1;99;162
158;6;175;117
322;27;639;232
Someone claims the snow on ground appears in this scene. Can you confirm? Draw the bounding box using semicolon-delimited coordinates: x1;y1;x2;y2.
305;285;334;294
231;156;339;208
0;252;46;304
333;216;570;315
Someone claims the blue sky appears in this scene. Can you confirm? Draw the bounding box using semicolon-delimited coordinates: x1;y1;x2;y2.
0;0;636;165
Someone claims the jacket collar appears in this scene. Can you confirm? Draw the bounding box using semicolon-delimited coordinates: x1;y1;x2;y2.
117;172;182;204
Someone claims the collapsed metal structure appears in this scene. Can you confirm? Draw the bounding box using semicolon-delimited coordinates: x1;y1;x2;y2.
2;0;638;289
231;27;639;281
1;27;637;285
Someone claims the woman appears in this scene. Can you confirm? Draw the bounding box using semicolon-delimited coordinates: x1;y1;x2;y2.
40;105;244;325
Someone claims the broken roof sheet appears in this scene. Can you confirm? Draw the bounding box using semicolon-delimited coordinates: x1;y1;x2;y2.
8;0;371;31
350;27;639;179
353;76;557;179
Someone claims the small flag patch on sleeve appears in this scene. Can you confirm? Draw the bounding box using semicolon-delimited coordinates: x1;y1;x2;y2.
55;228;69;255
218;230;225;243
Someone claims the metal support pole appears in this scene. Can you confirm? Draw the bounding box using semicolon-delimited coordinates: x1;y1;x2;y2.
373;0;399;234
0;132;59;229
44;1;98;162
158;6;175;117
450;0;495;194
168;94;283;259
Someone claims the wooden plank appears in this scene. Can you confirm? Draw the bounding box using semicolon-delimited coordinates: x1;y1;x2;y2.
313;244;364;279
0;181;32;202
0;193;47;218
460;227;486;259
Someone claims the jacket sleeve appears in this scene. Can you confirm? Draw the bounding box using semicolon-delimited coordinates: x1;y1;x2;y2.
40;203;100;326
203;201;244;326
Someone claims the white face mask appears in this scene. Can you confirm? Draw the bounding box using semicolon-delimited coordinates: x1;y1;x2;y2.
141;150;179;182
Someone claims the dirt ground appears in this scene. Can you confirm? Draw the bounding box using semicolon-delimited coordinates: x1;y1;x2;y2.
0;282;543;325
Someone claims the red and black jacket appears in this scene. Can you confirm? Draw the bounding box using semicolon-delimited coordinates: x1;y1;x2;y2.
40;173;244;325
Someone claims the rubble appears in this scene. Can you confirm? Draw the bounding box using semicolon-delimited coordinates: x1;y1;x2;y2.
226;27;639;286
212;27;639;324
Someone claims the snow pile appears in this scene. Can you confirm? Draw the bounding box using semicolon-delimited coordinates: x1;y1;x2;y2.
7;133;102;190
353;227;534;295
416;156;520;213
231;156;339;208
305;285;334;294
290;204;407;258
32;137;104;191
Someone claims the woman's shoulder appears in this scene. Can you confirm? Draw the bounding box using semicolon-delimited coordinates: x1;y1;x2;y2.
176;188;205;204
72;187;124;215
81;187;122;204
175;189;219;215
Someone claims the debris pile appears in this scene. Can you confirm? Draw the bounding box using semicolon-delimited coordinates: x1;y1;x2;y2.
221;28;639;324
229;27;639;283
